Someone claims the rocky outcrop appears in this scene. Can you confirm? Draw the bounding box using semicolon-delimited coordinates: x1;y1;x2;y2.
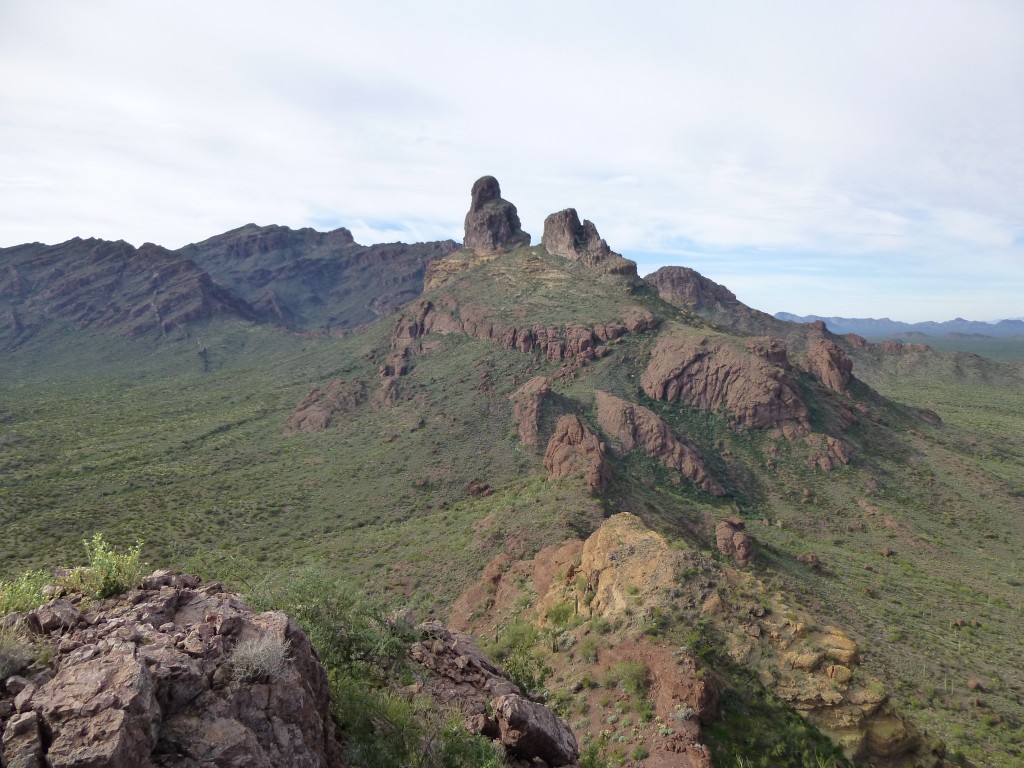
284;379;367;434
509;376;551;447
641;329;811;439
543;416;610;493
541;210;637;277
805;434;852;471
387;298;656;375
0;571;343;768
645;266;739;312
715;517;755;566
804;338;854;393
463;176;531;254
594;391;725;495
409;622;579;766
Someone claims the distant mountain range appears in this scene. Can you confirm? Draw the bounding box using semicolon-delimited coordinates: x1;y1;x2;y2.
775;312;1024;339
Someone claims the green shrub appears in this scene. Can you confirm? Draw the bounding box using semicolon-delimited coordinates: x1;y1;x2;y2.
0;570;49;615
503;646;550;697
57;534;146;599
610;660;649;696
578;635;601;663
230;634;291;683
546;600;576;627
631;744;649;761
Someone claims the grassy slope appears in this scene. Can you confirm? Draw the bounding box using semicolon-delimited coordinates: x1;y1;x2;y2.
3;248;1024;764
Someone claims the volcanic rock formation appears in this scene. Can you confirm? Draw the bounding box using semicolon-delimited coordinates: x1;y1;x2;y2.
541;209;637;277
594;391;725;495
543;415;611;493
0;571;343;768
463;176;531;254
641;330;811;438
284;378;367;434
804;337;855;394
715;517;755;566
508;376;551;447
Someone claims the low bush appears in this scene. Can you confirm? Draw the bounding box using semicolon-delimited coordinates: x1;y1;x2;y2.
57;534;146;599
230;634;291;683
0;570;49;615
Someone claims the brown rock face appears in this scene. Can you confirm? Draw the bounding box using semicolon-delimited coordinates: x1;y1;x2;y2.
806;434;852;471
594;391;725;495
805;338;854;393
541;209;637;277
388;297;656;371
543;415;610;493
1;572;343;768
641;331;810;438
645;266;738;311
283;378;366;434
509;376;551;447
463;176;531;254
715;517;755;566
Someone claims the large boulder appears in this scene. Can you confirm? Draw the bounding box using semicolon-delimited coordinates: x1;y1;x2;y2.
541;209;637;277
508;376;551;447
491;694;579;766
463;176;531;254
804;338;854;394
1;573;343;768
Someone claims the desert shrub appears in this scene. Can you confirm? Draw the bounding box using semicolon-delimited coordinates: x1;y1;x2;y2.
333;676;505;768
230;633;291;683
57;534;146;599
611;660;649;696
0;570;49;615
503;645;550;698
578;635;601;663
590;615;612;634
546;600;576;627
0;623;37;678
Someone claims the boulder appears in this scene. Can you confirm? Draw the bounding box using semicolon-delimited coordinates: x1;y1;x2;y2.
543;415;610;493
541;209;637;277
491;693;579;766
463;176;531;254
594;391;724;495
283;378;366;434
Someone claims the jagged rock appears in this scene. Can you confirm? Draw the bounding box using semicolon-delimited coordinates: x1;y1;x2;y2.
389;297;655;369
0;574;343;768
594;391;724;495
492;694;579;766
28;600;82;634
642;330;810;439
463;176;531;254
508;376;550;447
543;416;610;493
541;209;637;277
715;517;754;566
805;338;854;393
283;379;367;434
2;711;43;768
409;623;579;766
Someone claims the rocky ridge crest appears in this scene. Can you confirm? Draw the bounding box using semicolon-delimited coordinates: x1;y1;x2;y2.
463;176;531;254
541;209;638;277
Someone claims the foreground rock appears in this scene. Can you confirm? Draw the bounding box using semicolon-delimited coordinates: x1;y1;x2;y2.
594;390;725;495
541;209;637;277
463;176;531;254
409;623;579;766
1;571;343;768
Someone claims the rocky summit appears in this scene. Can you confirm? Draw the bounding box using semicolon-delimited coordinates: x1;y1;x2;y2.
541;209;638;277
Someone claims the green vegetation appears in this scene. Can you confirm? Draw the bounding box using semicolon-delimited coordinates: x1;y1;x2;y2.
229;634;291;683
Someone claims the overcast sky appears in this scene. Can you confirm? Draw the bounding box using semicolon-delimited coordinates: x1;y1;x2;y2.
2;1;1022;322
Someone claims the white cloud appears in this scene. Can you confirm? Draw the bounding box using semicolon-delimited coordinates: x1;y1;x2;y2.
0;0;1021;320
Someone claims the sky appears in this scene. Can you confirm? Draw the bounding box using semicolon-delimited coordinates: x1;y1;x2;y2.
1;1;1022;322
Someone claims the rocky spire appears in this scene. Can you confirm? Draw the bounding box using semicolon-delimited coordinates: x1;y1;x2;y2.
463;176;531;254
541;208;637;277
